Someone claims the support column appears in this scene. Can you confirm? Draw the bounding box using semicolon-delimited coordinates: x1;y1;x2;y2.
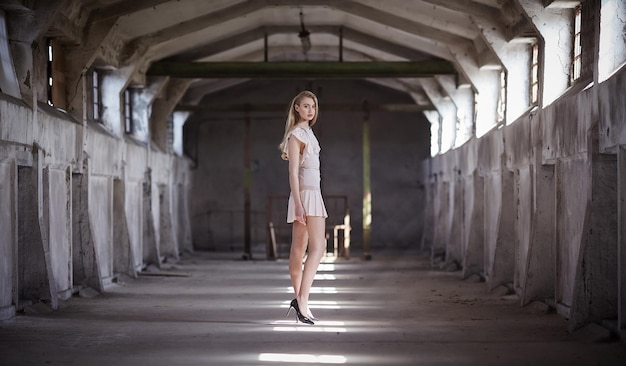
484;158;515;291
462;171;484;278
113;178;136;278
158;183;179;261
568;150;617;332
18;147;58;308
362;102;371;260
420;159;435;252
142;169;160;268
432;181;449;263
521;163;555;305
0;159;17;319
71;159;103;292
243;112;252;260
617;145;626;339
445;174;463;265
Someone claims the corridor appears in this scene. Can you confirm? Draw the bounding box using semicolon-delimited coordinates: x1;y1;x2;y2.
1;251;625;366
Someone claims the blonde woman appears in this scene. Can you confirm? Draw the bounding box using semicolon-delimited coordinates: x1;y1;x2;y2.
279;90;328;325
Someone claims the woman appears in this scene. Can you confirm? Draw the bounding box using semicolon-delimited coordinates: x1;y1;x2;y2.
279;90;328;325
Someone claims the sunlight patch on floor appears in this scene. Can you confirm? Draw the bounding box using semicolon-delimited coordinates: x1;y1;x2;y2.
259;353;347;363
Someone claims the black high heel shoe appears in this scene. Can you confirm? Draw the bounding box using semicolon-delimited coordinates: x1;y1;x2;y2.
286;299;314;325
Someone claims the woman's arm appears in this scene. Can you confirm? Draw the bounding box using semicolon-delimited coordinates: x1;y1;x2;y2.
287;136;306;224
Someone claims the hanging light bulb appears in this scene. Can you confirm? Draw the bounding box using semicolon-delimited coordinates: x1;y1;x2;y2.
299;11;311;53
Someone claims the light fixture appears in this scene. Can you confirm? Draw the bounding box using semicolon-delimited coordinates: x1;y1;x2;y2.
299;11;311;53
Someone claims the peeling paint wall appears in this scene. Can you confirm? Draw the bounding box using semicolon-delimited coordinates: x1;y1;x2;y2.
420;64;626;331
0;96;192;319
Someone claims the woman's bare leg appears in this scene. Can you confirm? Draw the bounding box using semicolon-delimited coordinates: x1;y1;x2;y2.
296;216;326;318
289;222;308;299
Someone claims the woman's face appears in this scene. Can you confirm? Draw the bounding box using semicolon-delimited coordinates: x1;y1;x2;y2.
295;97;316;122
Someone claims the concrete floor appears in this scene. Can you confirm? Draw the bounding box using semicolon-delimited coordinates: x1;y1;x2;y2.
1;250;625;366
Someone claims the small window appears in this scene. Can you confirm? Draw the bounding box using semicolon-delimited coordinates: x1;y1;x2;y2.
123;88;134;134
530;41;539;105
47;39;53;106
92;70;102;122
496;70;506;124
571;5;582;83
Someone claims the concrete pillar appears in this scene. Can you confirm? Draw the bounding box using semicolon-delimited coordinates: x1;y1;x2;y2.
619;145;626;336
71;161;103;292
0;11;21;99
420;175;435;252
520;163;555;305
432;180;449;262
133;77;168;144
484;161;515;291
475;16;532;124
445;174;463;265
158;183;179;261
113;178;136;278
569;151;618;331
462;171;484;278
598;0;626;82
514;166;533;298
0;159;17;319
177;181;194;254
143;169;160;268
48;166;73;301
149;79;192;152
17;147;58;309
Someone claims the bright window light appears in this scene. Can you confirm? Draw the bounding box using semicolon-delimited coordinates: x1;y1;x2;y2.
571;5;582;83
259;353;347;364
530;41;539;105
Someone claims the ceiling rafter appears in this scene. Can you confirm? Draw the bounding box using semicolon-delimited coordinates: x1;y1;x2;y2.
327;1;475;46
165;25;434;63
422;0;504;25
88;0;173;23
49;0;533;122
121;0;267;64
122;0;478;65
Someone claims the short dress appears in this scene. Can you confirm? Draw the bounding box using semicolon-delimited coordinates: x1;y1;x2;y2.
283;126;328;223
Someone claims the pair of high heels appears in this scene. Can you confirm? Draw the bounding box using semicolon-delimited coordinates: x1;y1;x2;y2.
286;299;315;325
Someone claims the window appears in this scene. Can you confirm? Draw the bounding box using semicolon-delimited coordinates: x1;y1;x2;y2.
47;39;53;106
123;88;133;134
92;69;102;121
166;114;175;154
496;70;506;124
571;5;582;83
530;41;539;105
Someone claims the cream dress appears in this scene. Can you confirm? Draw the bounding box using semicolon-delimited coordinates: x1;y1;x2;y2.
283;126;328;223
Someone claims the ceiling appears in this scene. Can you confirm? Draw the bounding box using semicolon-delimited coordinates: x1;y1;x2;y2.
3;0;572;113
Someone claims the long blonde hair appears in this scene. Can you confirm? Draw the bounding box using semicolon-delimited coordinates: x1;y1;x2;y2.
278;90;319;160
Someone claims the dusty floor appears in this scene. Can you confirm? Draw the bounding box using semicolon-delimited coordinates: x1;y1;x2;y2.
1;250;625;366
